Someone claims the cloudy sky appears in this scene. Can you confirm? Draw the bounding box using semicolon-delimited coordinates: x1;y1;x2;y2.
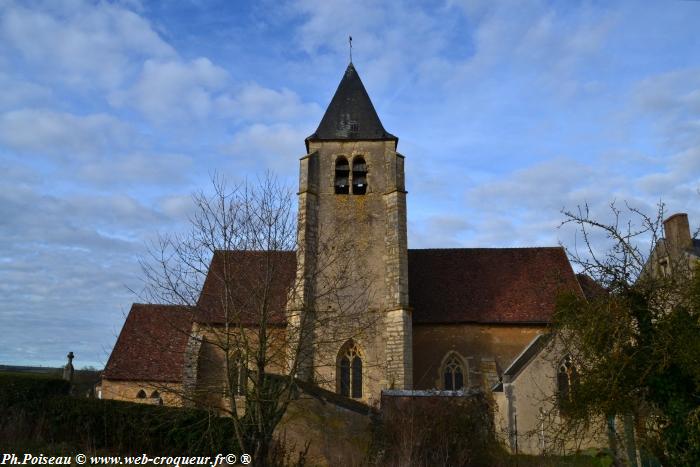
1;0;699;368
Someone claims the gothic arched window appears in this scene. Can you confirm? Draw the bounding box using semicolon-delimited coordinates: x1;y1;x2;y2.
352;156;367;195
334;156;350;194
337;339;363;398
150;390;160;399
558;355;578;412
442;353;465;391
230;354;248;396
136;389;147;399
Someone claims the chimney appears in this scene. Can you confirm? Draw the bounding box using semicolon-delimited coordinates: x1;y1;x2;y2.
663;213;692;253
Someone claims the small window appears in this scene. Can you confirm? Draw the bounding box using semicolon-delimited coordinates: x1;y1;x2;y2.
352;157;367;195
558;355;578;413
337;340;362;399
335;156;350;194
442;354;465;390
150;390;160;399
230;355;248;396
136;389;146;399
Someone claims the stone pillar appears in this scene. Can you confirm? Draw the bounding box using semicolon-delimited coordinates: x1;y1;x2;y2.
290;151;319;382
181;329;202;407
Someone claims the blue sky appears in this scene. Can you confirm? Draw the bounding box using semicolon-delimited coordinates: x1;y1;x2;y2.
1;0;699;368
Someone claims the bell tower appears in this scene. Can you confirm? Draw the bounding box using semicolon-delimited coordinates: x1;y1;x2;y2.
293;63;412;403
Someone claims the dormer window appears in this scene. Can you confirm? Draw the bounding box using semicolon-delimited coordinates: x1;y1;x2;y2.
334;156;349;194
352;156;367;195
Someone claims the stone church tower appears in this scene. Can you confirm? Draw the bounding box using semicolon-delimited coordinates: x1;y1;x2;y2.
293;63;412;403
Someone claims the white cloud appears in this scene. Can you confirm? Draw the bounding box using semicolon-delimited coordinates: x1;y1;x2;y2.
0;0;174;90
0;109;133;157
109;58;229;122
78;152;193;187
0;73;52;110
219;83;322;123
226;123;308;174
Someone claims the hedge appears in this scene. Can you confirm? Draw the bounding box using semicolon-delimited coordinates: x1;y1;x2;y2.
0;373;236;455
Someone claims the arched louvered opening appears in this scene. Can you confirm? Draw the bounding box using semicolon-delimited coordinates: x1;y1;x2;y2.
352;156;367;195
337;339;363;399
334;156;350;194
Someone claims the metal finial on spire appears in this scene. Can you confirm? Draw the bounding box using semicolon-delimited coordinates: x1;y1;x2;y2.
349;35;353;63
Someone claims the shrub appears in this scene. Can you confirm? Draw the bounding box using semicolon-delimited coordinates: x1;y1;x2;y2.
0;373;236;455
373;393;507;466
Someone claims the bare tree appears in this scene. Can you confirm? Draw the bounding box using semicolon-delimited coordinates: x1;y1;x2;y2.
136;173;377;465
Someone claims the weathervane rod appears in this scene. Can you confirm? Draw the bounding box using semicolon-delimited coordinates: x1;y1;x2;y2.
349;35;353;63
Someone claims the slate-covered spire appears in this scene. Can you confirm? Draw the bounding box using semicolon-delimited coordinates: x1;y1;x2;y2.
306;63;397;149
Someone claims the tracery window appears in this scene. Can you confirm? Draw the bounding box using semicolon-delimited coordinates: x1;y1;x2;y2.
334;156;350;194
230;354;248;396
557;355;578;412
442;354;465;390
352;156;367;195
337;339;363;398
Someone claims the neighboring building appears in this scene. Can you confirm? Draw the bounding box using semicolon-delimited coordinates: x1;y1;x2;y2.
648;213;700;279
102;62;594;452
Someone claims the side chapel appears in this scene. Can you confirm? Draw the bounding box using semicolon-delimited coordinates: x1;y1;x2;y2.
101;63;593;439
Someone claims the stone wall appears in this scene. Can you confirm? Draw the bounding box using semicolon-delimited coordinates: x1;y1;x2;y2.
294;140;412;404
492;336;607;455
100;379;183;406
193;325;287;412
412;323;546;391
276;383;375;467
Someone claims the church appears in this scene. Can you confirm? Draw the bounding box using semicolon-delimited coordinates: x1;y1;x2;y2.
101;62;592;452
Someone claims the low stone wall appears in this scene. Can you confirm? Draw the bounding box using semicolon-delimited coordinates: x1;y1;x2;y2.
101;379;183;406
276;382;376;466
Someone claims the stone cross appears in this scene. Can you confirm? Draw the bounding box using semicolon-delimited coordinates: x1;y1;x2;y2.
62;351;74;383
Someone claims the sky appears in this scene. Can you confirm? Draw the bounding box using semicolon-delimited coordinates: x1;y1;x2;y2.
1;0;699;368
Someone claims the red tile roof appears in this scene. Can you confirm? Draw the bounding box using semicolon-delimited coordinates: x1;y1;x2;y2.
195;250;297;325
408;248;583;324
105;247;584;382
103;304;193;382
575;273;608;301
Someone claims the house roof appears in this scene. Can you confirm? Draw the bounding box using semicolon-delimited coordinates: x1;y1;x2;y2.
195;250;297;325
575;273;607;300
408;247;584;324
492;333;552;391
305;63;397;148
102;304;193;382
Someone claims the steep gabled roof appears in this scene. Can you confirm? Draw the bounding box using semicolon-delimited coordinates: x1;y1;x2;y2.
195;250;296;325
306;63;397;149
408;247;584;324
103;304;193;382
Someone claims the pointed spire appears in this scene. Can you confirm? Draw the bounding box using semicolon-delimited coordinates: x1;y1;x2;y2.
306;63;397;149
